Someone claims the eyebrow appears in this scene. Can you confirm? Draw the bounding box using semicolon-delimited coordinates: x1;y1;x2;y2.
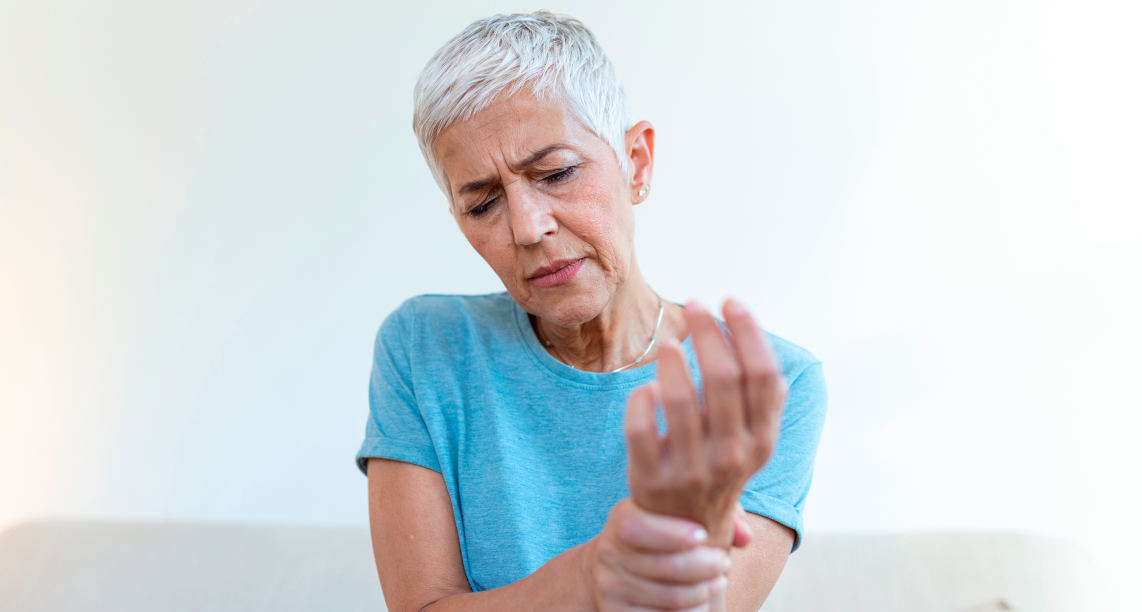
456;144;571;196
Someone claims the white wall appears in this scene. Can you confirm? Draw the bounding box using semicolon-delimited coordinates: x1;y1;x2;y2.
2;0;1139;604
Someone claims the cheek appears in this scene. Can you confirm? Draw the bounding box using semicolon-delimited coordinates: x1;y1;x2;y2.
463;223;517;274
575;186;634;261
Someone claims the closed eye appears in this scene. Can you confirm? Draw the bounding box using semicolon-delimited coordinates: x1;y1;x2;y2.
542;166;577;185
468;196;497;217
467;166;577;217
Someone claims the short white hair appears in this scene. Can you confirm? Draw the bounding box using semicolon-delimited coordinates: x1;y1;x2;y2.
413;10;632;193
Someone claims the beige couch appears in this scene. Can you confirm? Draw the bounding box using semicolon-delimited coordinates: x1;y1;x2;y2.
0;520;1100;611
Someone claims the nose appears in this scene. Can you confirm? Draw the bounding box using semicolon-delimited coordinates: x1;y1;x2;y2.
505;184;557;246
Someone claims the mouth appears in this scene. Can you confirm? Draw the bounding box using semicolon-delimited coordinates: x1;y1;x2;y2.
528;258;585;288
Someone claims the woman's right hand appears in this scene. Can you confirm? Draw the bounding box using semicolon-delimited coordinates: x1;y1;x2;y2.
625;300;787;547
583;498;731;611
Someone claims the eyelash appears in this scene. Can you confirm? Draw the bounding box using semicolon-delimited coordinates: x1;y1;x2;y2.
543;166;576;185
467;166;578;217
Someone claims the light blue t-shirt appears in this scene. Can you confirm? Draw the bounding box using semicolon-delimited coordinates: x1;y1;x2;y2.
355;292;827;592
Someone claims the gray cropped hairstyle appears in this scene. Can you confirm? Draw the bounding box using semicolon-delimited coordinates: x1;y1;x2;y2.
413;11;632;193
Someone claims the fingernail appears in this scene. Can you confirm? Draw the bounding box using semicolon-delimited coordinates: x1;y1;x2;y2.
689;528;708;543
711;575;728;593
722;556;733;573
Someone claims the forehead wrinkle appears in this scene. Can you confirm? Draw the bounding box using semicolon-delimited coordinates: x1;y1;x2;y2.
454;143;521;197
440;91;588;198
457;141;572;196
463;145;590;203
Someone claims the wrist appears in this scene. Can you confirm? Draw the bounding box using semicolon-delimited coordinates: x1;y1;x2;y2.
703;504;739;549
707;519;736;549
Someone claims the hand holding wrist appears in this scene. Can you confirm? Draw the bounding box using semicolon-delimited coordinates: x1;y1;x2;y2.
586;499;730;611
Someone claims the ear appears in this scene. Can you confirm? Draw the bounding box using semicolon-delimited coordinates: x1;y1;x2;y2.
624;120;655;204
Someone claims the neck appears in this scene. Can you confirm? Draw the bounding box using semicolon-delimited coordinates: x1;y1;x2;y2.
531;265;683;372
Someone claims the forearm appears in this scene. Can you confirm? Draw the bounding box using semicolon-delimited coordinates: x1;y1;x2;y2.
422;540;594;612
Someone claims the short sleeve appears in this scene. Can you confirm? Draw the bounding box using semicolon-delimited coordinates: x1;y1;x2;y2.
738;360;827;553
355;301;441;476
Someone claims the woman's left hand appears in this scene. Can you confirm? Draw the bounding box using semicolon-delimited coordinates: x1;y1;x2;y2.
625;299;787;547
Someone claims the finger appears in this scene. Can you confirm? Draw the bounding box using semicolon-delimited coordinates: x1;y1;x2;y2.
597;603;673;612
625;383;662;481
608;566;727;611
655;338;703;476
683;301;745;446
617;500;708;553
602;593;716;612
620;545;731;584
722;299;786;452
598;598;710;612
731;509;753;549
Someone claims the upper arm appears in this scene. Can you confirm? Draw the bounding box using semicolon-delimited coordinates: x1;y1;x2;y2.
367;457;471;612
725;512;795;612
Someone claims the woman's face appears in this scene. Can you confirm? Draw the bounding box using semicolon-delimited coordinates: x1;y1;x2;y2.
434;89;649;327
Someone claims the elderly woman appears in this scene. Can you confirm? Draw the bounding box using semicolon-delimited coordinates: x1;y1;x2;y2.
355;11;826;612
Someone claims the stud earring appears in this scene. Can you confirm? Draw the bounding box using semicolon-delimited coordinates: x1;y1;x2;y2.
638;185;649;197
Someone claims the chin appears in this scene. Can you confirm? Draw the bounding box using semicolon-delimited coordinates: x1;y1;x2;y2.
520;284;611;328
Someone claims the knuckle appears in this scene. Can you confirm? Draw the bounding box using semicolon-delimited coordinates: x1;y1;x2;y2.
597;539;620;565
707;363;743;387
775;378;789;399
594;568;619;595
614;515;640;544
663;387;693;405
712;446;746;476
754;367;780;387
749;435;777;463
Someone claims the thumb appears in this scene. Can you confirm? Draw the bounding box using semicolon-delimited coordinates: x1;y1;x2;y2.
731;504;753;548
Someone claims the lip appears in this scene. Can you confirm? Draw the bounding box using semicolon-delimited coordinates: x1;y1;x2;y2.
528;258;585;288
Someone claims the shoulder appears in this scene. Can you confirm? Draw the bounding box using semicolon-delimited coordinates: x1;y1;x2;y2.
376;291;517;350
386;291;514;329
394;291;515;320
761;331;827;426
763;330;822;384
